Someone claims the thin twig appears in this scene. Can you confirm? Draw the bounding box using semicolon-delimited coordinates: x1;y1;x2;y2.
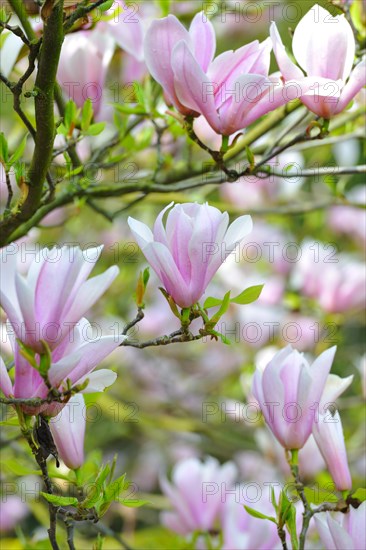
65;519;76;550
64;0;109;30
122;308;145;335
121;330;203;349
0;21;30;46
4;169;13;215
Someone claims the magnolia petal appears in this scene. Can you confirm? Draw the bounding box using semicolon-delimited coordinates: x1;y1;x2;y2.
335;58;366;115
77;369;117;393
270;22;304;81
65;266;120;330
189;11;216;72
50;393;86;470
143;15;192;110
15;274;38;346
0;249;23;334
143;241;190;307
309;346;336;400
314;514;338;550
320;374;353;412
0;356;13;397
224;215;253;251
313;411;352;491
153;202;174;246
128;217;154;249
172;40;221;133
327;513;355;550
292;5;355;81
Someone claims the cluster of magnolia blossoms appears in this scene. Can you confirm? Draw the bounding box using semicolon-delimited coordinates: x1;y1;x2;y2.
252;345;353;491
144;5;365;134
160;456;365;550
0;246;125;469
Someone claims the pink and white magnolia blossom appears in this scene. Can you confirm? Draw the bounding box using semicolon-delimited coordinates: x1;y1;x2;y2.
252;345;352;450
49;393;86;470
128;202;252;308
57;29;115;115
221;492;281;550
312;410;352;491
160;456;237;535
144;12;315;135
271;4;366;118
314;502;366;550
0;317;123;415
0;496;28;533
292;242;366;314
0;245;119;352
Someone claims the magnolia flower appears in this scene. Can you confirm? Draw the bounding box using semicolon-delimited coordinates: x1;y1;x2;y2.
144;12;314;135
271;4;366;118
312;410;352;491
50;394;86;470
314;502;366;550
57;29;115;115
328;186;366;245
160;456;237;535
128;202;252;308
0;317;123;415
252;345;351;449
0;245;118;352
222;492;281;550
106;0;145;62
0;496;28;533
292;242;366;314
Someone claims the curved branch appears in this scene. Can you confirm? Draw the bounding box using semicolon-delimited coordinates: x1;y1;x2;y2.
0;1;64;244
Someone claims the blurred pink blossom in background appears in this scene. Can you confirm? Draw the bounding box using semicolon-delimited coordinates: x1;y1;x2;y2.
160;456;237;535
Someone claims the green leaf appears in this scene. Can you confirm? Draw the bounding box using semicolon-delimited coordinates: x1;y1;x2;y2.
244;505;276;523
85;122;105;136
9;134;27;165
277;489;298;548
0;132;8;163
155;0;171;16
81;98;93;132
104;473;129;502
2;461;40;476
231;284;264;305
113;104;147;116
203;296;222;309
97;0;114;12
246;145;255;169
64;100;77;131
204;285;264;310
82;463;110;508
117;498;150;508
0;6;8;24
143;267;150;289
285;504;298;550
39;340;52;377
209;290;231;324
40;493;78;507
271;487;278;514
352;488;366;502
0;416;19;426
17;339;38;369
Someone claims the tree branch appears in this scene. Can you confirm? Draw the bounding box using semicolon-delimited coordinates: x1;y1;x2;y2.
0;0;65;243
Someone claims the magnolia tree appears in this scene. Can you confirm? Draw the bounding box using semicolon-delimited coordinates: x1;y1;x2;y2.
0;0;365;549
